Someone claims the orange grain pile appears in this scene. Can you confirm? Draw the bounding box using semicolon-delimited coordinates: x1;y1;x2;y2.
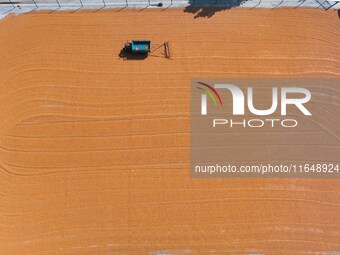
0;8;339;254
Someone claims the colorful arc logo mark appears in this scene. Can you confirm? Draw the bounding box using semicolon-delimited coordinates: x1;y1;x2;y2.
196;82;223;115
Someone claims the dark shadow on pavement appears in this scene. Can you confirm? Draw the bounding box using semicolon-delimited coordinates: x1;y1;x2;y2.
184;0;250;18
119;49;148;60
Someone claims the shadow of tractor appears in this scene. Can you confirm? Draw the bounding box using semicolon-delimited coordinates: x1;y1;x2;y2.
118;48;148;60
184;0;250;18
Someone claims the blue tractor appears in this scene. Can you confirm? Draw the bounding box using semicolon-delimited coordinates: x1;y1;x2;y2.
123;40;151;55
